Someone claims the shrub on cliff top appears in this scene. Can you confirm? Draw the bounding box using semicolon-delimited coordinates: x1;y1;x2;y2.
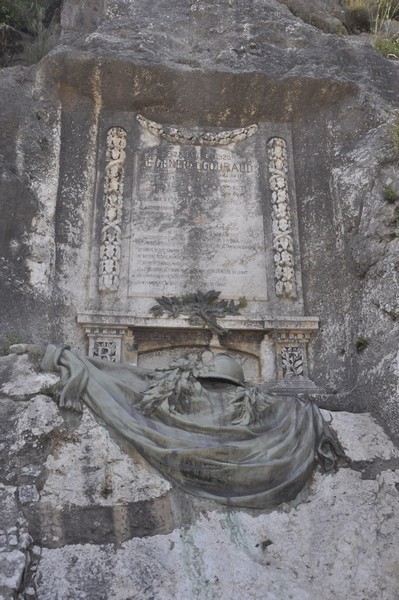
0;0;60;66
0;0;47;34
344;0;399;33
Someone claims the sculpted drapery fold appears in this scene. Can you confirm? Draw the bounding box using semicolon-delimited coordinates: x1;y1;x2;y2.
42;345;341;509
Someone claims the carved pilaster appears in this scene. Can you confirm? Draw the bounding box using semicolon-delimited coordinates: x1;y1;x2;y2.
259;334;277;382
267;137;296;299
122;329;138;365
98;127;127;292
271;330;319;393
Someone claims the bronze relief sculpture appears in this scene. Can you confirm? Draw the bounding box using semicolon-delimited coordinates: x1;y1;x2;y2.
42;346;342;509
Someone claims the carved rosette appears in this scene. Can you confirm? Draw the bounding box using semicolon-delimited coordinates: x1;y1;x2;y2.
98;127;127;292
85;327;126;363
267;138;296;299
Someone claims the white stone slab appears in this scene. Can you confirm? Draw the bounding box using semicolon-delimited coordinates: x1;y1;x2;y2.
128;135;268;301
35;465;399;600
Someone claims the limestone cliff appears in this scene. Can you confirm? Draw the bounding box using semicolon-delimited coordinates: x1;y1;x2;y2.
1;3;399;599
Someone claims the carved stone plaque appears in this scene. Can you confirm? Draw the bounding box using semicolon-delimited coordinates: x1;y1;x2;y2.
128;135;268;300
86;116;305;317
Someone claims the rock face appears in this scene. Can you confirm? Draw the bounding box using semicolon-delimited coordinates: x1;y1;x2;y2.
1;3;399;595
1;350;399;599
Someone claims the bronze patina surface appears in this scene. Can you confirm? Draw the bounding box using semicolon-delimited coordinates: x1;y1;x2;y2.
42;345;341;508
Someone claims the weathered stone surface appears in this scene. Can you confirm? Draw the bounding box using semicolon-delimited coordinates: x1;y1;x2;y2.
0;355;59;400
0;485;31;600
0;0;398;411
32;410;399;600
277;0;347;34
323;410;399;462
0;0;398;435
41;408;171;508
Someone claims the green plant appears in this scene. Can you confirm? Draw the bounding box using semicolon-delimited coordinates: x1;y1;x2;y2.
355;336;369;352
176;56;201;69
373;0;399;33
372;0;399;57
390;117;399;160
0;0;57;65
0;22;23;66
374;34;399;56
21;3;56;64
0;3;19;28
384;184;399;202
344;0;399;51
0;334;23;355
39;383;57;399
0;0;47;33
344;0;373;32
238;296;248;309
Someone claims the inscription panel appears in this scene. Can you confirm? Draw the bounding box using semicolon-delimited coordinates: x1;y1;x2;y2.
128;142;268;300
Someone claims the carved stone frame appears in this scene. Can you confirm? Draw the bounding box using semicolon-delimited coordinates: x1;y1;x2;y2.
78;314;320;392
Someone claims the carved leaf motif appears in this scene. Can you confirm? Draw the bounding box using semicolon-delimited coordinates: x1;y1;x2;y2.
149;290;242;335
99;127;127;292
139;359;211;415
137;114;258;146
281;347;304;377
268;137;296;299
228;385;270;426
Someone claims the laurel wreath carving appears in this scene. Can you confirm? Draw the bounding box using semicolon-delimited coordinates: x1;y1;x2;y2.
226;384;269;426
139;358;211;416
139;356;270;426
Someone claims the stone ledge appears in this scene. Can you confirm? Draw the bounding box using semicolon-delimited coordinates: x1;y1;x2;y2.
77;312;320;332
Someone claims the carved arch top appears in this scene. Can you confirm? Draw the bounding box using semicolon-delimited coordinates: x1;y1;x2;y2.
136;114;258;146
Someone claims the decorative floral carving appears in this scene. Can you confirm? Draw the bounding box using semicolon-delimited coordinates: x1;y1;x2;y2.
267;137;296;299
93;341;117;362
281;347;304;377
137;114;258;146
98;127;127;291
149;290;241;335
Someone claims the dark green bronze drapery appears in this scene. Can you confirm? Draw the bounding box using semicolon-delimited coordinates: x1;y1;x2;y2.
42;345;340;509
